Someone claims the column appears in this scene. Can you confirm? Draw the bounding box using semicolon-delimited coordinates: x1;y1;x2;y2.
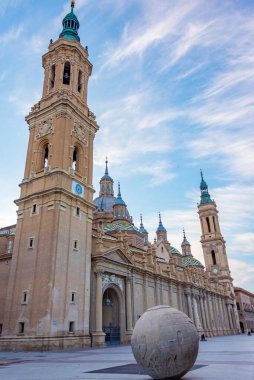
227;303;233;330
143;275;148;312
155;277;161;305
95;271;103;333
92;271;105;346
207;294;215;334
168;282;173;306
186;292;194;321
126;277;133;333
203;295;211;334
200;295;207;332
192;296;202;331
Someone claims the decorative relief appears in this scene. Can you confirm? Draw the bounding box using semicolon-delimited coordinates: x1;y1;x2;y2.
72;122;88;146
102;274;123;291
36;119;53;140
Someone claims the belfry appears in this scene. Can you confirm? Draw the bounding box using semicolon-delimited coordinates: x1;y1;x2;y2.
0;2;240;350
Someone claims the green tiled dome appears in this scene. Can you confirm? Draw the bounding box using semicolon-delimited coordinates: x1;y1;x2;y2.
59;2;80;42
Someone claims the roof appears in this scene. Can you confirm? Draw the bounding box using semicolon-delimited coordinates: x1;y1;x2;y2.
104;221;139;233
182;256;204;267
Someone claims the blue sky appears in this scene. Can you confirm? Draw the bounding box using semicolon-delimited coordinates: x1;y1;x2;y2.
0;0;254;292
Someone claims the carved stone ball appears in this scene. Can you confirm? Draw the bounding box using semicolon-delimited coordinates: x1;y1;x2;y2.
131;305;199;380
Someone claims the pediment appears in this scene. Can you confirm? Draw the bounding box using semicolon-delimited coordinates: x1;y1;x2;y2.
103;248;133;265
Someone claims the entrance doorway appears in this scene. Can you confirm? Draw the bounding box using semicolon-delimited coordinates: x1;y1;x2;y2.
102;288;120;345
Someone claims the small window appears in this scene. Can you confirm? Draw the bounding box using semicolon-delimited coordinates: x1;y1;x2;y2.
74;240;78;250
71;292;76;303
211;250;216;265
77;70;82;93
50;65;55;89
161;247;164;253
76;207;80;217
63;62;71;85
22;291;28;304
19;322;25;334
206;217;211;233
236;302;240;311
28;238;34;249
69;321;75;333
32;204;37;214
0;323;3;336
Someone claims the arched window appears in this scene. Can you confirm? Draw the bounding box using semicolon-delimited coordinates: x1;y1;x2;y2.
72;147;78;170
211;250;216;265
77;70;82;93
63;62;71;85
206;217;211;233
50;65;55;89
43;144;49;168
213;216;216;232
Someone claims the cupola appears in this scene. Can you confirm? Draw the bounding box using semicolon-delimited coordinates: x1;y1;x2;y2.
181;229;192;256
156;213;167;242
200;170;214;205
59;1;80;42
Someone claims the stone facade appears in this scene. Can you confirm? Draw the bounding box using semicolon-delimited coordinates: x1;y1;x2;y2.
0;3;240;350
234;287;254;333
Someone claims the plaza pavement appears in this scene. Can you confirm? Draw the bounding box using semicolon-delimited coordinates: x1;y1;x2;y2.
0;334;253;380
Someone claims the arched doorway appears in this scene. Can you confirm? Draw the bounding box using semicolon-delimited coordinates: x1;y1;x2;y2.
102;287;120;345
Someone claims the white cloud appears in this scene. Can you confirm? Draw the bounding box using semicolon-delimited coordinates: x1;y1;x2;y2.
132;160;175;187
0;25;23;46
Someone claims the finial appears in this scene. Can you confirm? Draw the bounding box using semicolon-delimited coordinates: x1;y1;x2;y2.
183;228;186;239
159;212;162;225
200;169;204;180
105;157;109;176
118;182;121;197
140;214;144;227
71;0;75;10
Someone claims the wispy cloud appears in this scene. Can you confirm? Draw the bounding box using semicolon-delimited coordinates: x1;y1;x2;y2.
0;25;23;46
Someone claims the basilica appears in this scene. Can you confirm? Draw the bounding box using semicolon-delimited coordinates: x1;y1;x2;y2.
0;2;240;350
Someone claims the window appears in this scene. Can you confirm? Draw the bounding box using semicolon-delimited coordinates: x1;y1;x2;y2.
63;62;71;85
70;292;76;303
73;240;78;250
7;240;13;255
76;207;80;217
236;302;240;311
69;321;75;333
206;217;211;233
0;323;2;336
77;70;82;93
32;204;37;214
50;65;55;89
213;216;216;232
43;144;49;168
72;147;78;170
211;250;216;265
22;291;28;304
28;238;34;249
19;322;25;334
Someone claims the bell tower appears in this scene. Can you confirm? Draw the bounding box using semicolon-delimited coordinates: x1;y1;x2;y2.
198;171;232;284
2;2;99;350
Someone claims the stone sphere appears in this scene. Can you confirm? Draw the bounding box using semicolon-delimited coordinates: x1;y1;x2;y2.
131;305;199;380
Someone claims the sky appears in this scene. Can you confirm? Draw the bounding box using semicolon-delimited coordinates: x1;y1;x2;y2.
0;0;254;292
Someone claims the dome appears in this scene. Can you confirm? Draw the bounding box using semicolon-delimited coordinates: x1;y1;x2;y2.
182;256;204;267
94;195;117;212
139;225;148;234
59;2;80;42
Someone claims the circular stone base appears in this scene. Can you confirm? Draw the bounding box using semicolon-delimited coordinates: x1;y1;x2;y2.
131;305;199;380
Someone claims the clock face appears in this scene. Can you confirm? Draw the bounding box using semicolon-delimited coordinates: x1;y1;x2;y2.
212;267;219;274
72;181;84;197
75;183;82;195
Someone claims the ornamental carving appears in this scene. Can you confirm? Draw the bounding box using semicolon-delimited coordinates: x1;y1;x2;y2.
36;119;53;140
102;274;123;291
72;123;88;146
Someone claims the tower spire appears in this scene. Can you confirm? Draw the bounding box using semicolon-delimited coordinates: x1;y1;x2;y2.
200;170;213;205
105;157;109;176
59;0;80;42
